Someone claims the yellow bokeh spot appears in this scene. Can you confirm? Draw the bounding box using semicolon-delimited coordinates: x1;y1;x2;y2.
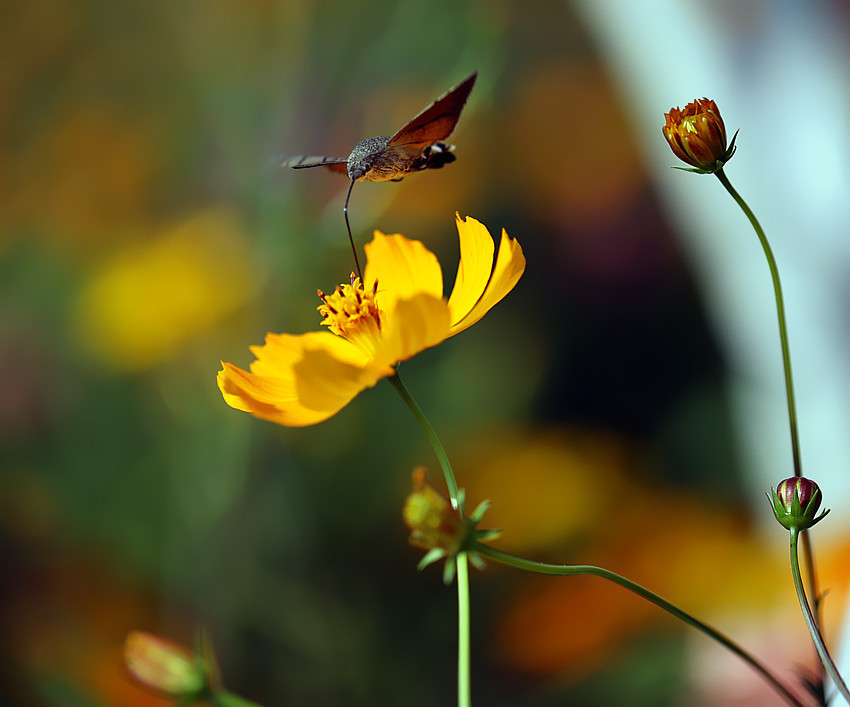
459;429;634;554
74;208;257;371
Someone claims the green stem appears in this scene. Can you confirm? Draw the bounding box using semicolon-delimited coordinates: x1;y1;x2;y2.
388;371;470;705
457;553;471;707
388;372;461;510
212;690;265;707
789;529;850;704
476;544;807;707
714;168;823;631
714;168;802;479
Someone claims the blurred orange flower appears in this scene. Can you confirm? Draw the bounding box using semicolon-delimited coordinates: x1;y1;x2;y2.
494;491;797;682
458;429;635;554
9;107;159;253
218;214;525;427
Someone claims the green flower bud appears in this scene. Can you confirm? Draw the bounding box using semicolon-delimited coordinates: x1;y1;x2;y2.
403;468;500;584
769;477;830;531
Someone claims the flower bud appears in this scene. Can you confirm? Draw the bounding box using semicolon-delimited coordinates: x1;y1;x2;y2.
403;468;467;560
124;631;207;700
769;477;830;531
663;98;736;173
402;469;500;584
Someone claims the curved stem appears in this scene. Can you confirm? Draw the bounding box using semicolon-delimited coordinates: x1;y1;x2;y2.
714;169;822;633
387;372;461;510
714;168;802;479
457;553;471;707
799;530;821;632
476;544;807;707
789;529;850;704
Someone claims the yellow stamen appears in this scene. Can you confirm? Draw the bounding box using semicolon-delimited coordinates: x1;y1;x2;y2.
317;277;383;357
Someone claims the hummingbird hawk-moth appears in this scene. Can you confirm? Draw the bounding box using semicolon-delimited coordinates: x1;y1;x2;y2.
281;72;477;182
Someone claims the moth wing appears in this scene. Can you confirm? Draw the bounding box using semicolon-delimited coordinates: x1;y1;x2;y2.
387;72;477;150
281;155;349;175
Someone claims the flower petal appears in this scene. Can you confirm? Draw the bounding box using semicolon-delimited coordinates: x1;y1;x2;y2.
446;214;495;326
293;339;389;414
218;361;328;426
251;331;370;375
364;231;443;312
217;331;386;427
448;219;525;335
376;293;451;368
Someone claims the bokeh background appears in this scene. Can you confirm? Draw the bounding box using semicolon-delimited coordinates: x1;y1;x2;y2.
3;1;850;705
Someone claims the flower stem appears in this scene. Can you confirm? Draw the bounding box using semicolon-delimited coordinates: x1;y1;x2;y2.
457;553;471;707
713;168;823;630
387;371;470;705
476;544;807;707
714;168;802;478
387;372;461;510
789;529;850;704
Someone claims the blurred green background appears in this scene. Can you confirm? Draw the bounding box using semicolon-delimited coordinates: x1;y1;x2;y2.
3;1;849;705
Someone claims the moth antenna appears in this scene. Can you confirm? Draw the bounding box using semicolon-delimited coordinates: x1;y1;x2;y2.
343;178;363;281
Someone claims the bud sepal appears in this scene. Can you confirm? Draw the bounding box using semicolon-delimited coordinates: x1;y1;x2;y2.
403;468;500;584
768;477;830;532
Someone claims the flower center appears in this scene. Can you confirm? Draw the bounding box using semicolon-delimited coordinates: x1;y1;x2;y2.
681;115;702;134
318;276;383;356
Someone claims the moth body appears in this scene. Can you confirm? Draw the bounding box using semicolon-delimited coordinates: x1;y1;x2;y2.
346;136;392;181
346;136;457;182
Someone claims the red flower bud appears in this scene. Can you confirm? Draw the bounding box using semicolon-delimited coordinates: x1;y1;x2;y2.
769;477;829;531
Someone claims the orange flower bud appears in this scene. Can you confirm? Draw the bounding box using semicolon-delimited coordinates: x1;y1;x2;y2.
124;631;207;700
663;98;736;173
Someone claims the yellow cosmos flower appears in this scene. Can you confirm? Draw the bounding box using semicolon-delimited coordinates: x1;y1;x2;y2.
218;214;525;427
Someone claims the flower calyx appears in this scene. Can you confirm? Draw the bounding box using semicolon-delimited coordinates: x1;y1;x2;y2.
402;467;500;584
